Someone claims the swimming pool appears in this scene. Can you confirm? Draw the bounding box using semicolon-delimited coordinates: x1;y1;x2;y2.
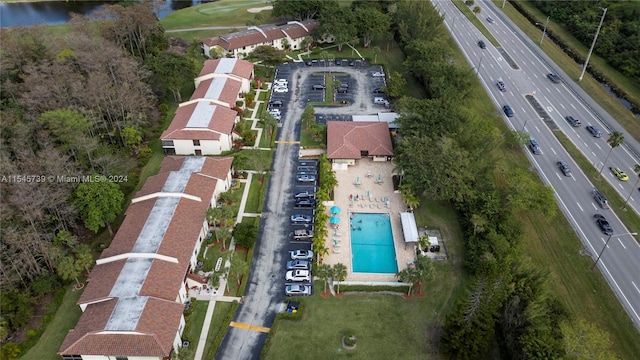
350;213;398;273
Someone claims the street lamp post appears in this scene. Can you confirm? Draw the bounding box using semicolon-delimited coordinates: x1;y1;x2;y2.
591;232;637;271
579;7;607;82
475;55;483;76
521;118;529;133
539;16;550;46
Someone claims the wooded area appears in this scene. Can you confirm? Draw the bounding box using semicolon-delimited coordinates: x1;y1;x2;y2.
0;1;197;351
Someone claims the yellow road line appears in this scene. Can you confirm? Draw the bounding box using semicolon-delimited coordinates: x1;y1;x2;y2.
229;321;270;333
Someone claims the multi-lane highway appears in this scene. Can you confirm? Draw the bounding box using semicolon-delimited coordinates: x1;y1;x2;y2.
433;0;640;330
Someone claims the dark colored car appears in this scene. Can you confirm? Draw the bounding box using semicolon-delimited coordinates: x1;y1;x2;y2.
349;59;355;66
557;161;571;176
503;105;514;117
528;138;541;155
593;188;609;209
312;84;326;90
565;115;581;127
373;87;385;94
337;87;348;93
594;214;613;236
305;60;312;66
295;198;316;207
586;125;602;138
268;100;283;107
478;40;486;49
335;58;342;65
547;73;561;83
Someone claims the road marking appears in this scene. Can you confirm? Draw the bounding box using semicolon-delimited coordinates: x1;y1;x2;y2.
600;237;610;248
577;202;584;212
618;238;627;249
592;151;597;157
572;174;577;182
275;140;300;144
619;183;625;190
550;147;557;155
570;103;576;110
534;125;541;132
229;322;270;333
594;143;602;150
633;282;640;295
590;202;598;210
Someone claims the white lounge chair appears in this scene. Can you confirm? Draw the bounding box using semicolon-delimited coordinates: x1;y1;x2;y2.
333;241;341;247
333;248;342;254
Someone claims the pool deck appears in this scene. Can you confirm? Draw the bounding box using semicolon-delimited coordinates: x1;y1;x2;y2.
324;158;416;282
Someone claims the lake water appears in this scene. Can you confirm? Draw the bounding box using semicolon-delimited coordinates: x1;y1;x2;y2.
0;0;213;28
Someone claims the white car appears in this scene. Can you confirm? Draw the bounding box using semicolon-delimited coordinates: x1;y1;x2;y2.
274;79;288;85
285;284;312;296
272;86;288;93
268;108;281;114
372;71;385;77
285;269;311;282
290;249;314;260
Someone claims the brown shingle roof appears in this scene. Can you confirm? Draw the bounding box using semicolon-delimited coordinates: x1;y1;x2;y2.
58;298;183;357
327;121;393;159
161;101;237;141
201;21;318;51
198;58;254;80
190;77;241;105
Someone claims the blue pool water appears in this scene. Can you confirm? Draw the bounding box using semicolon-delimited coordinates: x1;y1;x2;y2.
350;213;398;273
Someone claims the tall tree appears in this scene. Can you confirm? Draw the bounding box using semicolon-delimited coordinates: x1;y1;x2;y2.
229;255;248;289
272;0;338;21
396;267;421;295
353;7;390;47
385;71;406;99
597;131;624;179
317;7;357;52
56;255;82;287
74;177;124;236
561;319;617;360
145;51;196;102
316;264;333;295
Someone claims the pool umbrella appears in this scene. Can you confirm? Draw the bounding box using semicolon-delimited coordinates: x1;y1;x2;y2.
330;216;341;224
330;206;341;214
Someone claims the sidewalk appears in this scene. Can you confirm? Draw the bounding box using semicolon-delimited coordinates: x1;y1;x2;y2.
192;170;257;360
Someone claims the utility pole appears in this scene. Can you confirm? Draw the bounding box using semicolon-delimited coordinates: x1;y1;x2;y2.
579;7;607;82
539;16;550;46
502;0;507;9
591;232;636;271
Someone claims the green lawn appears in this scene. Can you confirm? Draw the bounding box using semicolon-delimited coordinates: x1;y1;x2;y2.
244;173;269;213
160;0;275;30
202;301;237;359
181;300;209;360
20;285;83;360
494;0;640;143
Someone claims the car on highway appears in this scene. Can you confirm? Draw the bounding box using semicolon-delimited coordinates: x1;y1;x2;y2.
528;138;541;155
487;16;495;23
503;105;514;117
290;249;314;260
586;125;602;138
294;190;315;199
547;73;561;84
372;71;385;77
497;80;506;92
478;40;486;49
565;115;581;127
312;84;326;90
285;284;312;296
610;167;629;181
297;174;316;183
285;269;312;282
592;188;609;209
291;214;312;223
594;214;614;236
557;161;571;176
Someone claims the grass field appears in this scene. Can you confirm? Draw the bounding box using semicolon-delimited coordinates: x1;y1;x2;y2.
20;285;83;360
160;0;275;30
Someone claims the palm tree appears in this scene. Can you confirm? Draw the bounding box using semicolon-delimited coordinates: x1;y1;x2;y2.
332;263;347;294
207;207;223;243
259;113;278;144
396;267;421;295
399;184;420;211
471;214;488;235
597;131;624;179
300;36;313;57
371;46;381;64
623;164;640;210
316;264;333;295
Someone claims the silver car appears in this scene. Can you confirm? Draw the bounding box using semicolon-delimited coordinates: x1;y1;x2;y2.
285;284;312;296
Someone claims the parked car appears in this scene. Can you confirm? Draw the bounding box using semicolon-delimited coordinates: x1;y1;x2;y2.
297;174;316;183
268;100;283;107
290;249;314;260
337;87;348;93
272;86;288;93
594;214;613;236
497;80;506;92
349;59;355;66
305;60;312;66
293;229;313;241
291;214;312;223
294;190;315;199
565;115;581;127
372;71;385;77
487;16;495;23
373;87;386;94
285;284;312;296
478;40;486;49
547;73;561;83
295;198;316;207
285;269;311;282
335;58;342;65
503;105;514;117
528;138;541;155
374;97;390;106
274;79;288;85
586;125;602;138
312;84;326;90
557;161;571;176
610;167;629;181
287;259;310;270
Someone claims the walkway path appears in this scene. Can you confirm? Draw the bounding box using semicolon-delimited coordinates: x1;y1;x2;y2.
165;25;248;33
